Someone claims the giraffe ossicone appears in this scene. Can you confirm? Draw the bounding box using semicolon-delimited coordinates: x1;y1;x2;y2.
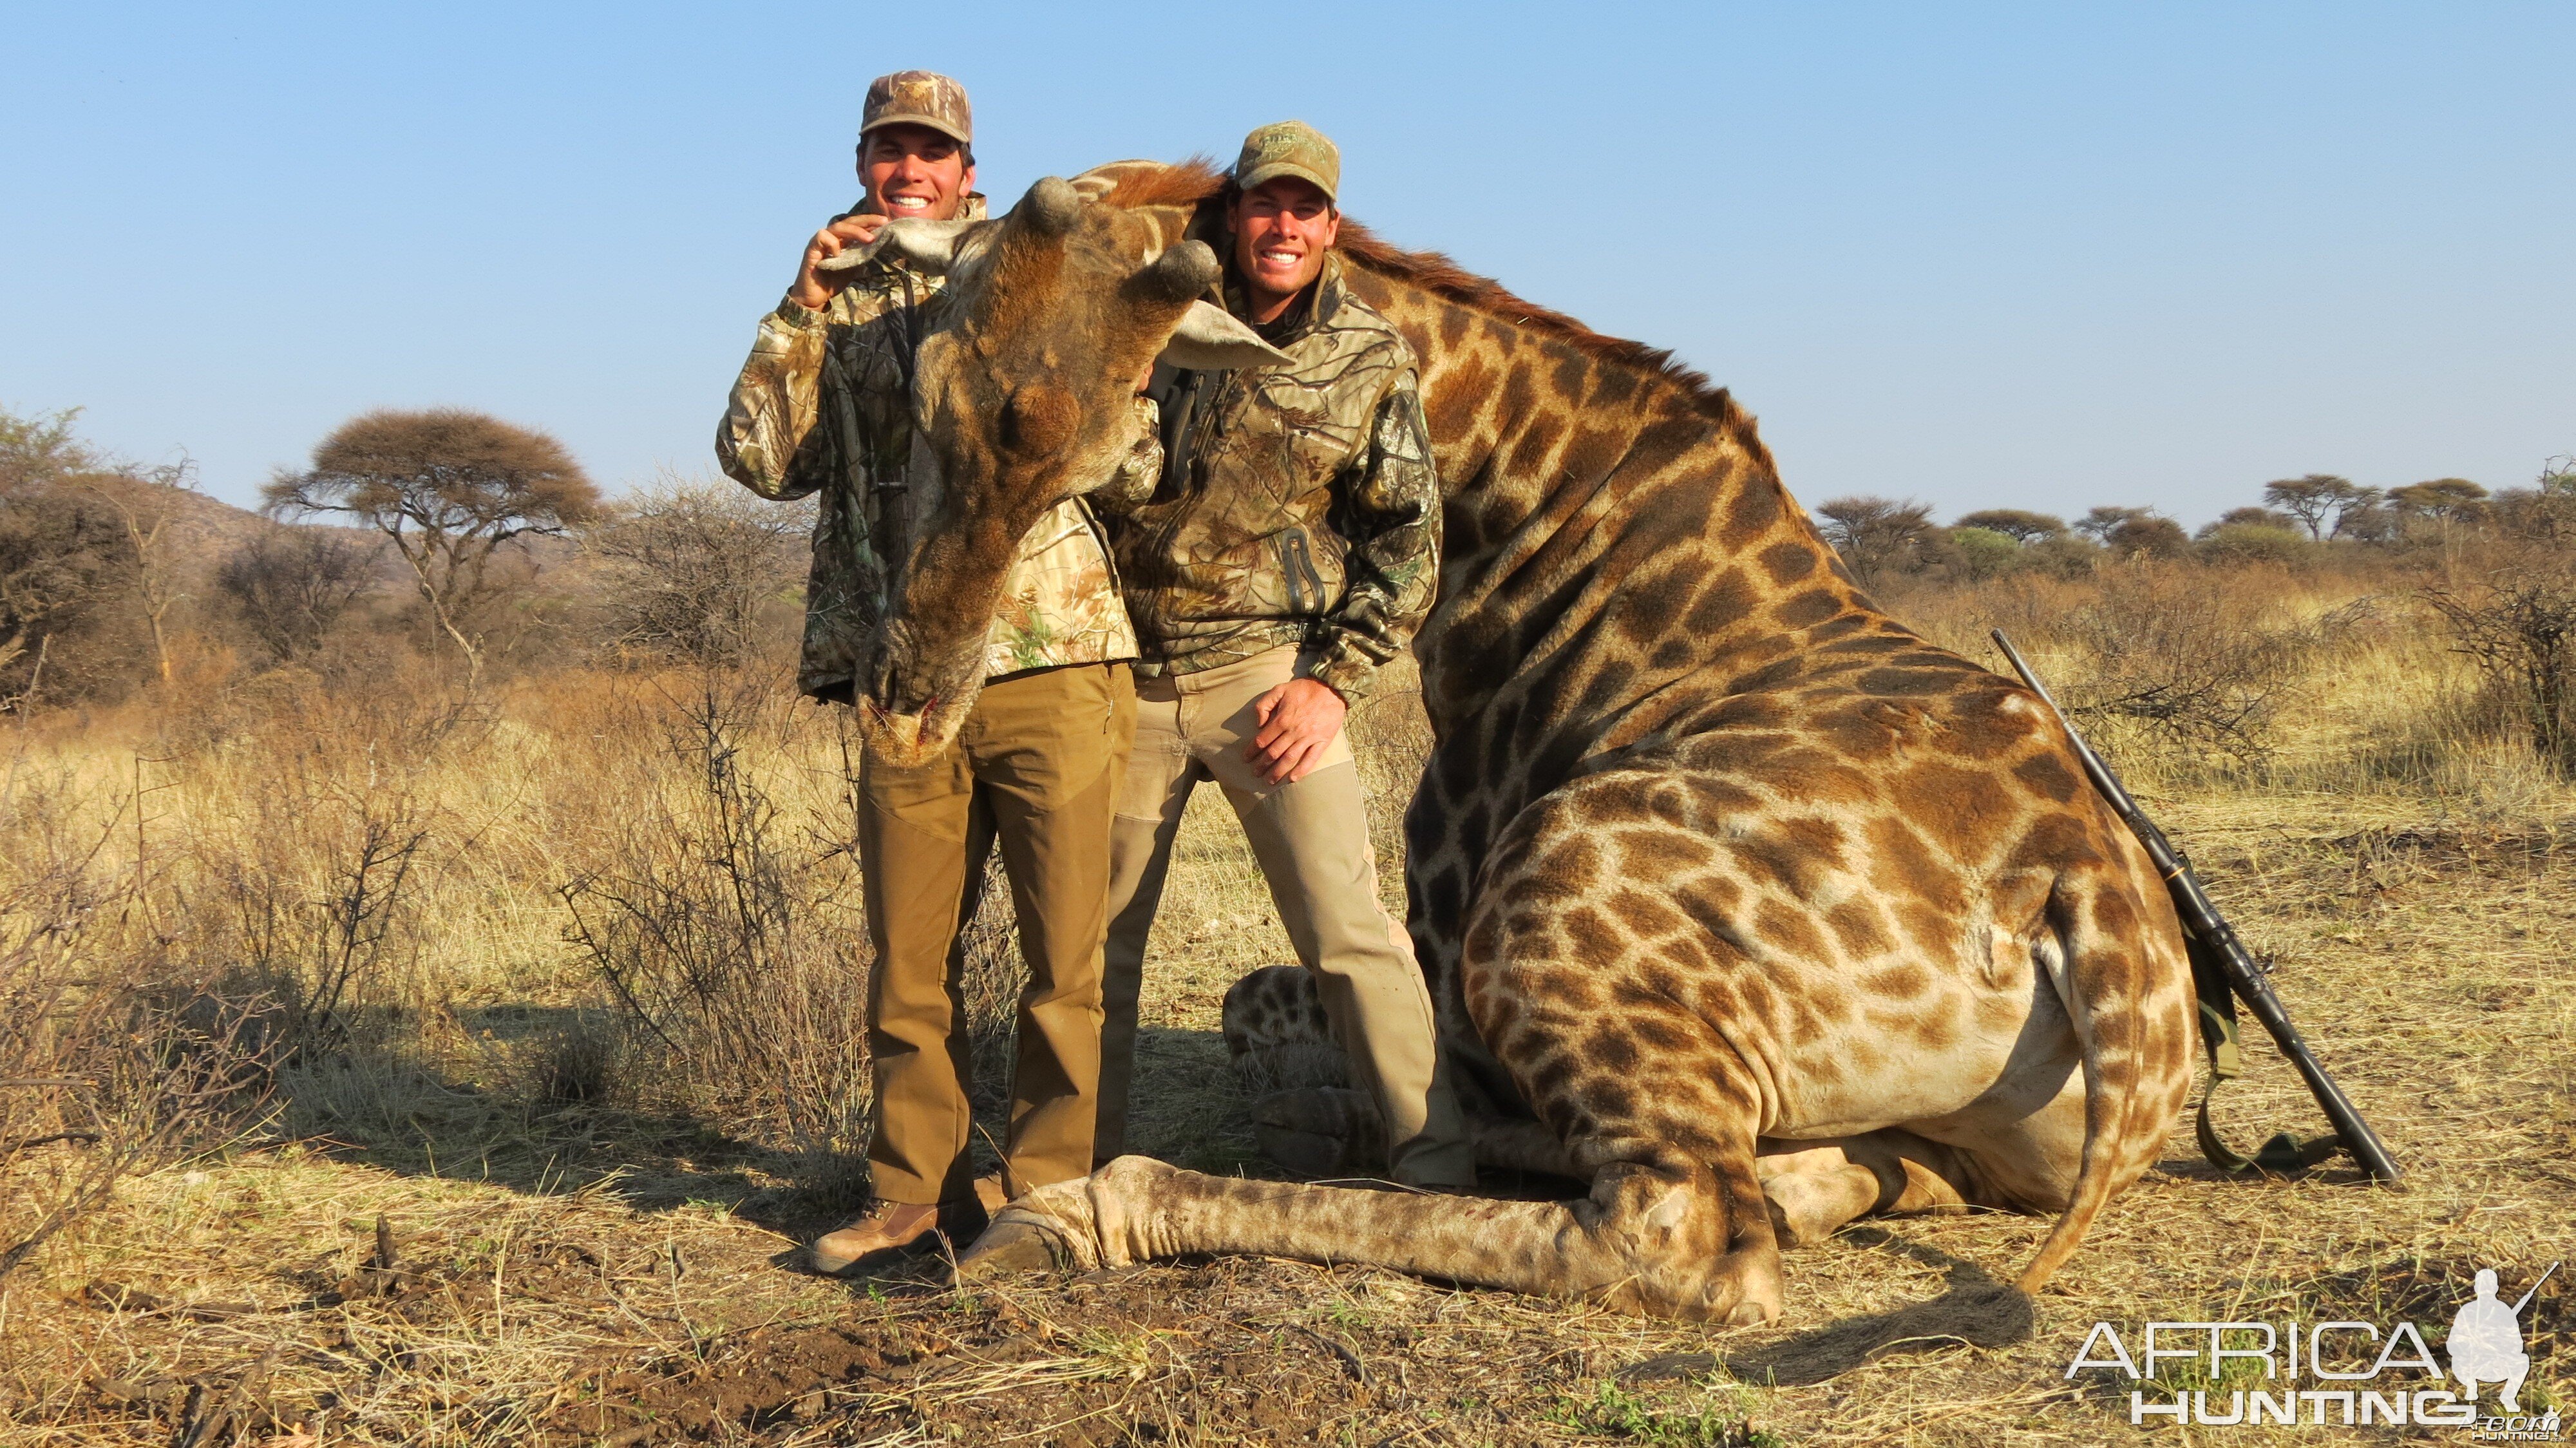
864;165;2197;1324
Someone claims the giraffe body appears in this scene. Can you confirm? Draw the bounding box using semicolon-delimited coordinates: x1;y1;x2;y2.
855;164;2196;1321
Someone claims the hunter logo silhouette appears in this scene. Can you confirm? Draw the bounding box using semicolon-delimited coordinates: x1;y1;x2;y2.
2450;1262;2556;1414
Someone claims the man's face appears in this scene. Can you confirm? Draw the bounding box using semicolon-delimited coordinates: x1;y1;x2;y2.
859;123;975;221
1229;176;1338;303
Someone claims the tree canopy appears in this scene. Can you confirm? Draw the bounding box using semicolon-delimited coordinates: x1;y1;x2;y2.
1815;495;1939;586
265;408;599;680
2261;474;2381;540
1953;508;2064;543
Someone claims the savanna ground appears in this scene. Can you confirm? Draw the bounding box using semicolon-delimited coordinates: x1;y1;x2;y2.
5;555;2571;1446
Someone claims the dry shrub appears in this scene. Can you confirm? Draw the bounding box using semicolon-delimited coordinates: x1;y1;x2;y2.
183;783;427;1064
1904;562;2347;773
0;761;274;1282
126;674;458;1063
554;674;1051;1199
214;524;380;663
584;475;810;669
952;850;1036;1125
2425;547;2576;776
558;679;876;1198
2056;562;2353;765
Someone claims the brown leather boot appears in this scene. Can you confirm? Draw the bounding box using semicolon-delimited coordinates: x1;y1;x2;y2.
808;1194;989;1277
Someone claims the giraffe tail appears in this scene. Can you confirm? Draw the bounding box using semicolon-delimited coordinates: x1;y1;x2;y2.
2013;864;2188;1296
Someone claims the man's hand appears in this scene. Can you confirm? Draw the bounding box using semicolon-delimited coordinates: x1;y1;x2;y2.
1245;677;1347;785
790;213;889;310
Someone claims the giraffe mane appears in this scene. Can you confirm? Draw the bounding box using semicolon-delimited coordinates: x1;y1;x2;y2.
1098;158;1763;444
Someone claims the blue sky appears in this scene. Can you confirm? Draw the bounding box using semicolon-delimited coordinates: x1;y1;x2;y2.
4;2;2568;526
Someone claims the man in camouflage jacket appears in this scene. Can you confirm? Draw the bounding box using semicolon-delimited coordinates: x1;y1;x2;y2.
1093;122;1473;1188
716;71;1139;1276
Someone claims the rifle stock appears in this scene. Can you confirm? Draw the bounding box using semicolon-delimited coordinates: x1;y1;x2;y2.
1990;630;2403;1186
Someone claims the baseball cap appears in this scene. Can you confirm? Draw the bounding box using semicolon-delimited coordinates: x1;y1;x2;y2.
861;70;972;145
1233;120;1338;203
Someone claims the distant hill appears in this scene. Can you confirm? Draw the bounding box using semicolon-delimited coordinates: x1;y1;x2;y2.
109;479;578;586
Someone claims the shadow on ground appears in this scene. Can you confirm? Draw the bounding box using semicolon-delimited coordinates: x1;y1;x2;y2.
1622;1227;2037;1387
275;1008;1251;1243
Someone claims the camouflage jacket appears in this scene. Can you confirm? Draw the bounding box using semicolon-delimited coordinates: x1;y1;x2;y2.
715;195;1139;702
1108;251;1439;699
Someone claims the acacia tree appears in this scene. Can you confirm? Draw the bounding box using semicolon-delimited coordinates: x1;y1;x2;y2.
2388;477;2488;526
265;409;599;683
2103;511;2191;558
2262;474;2379;540
1953;508;2064;544
2202;506;2300;535
1815;495;1939;586
2073;505;2152;542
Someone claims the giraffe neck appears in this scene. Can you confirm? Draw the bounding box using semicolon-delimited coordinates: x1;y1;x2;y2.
1340;269;1871;774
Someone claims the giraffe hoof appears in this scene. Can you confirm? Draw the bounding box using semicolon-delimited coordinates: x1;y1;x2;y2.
953;1212;1078;1280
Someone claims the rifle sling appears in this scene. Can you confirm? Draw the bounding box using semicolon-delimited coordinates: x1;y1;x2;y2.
2185;930;2340;1176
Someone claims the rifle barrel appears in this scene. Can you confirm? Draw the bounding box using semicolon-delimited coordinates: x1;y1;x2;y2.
2509;1261;2560;1317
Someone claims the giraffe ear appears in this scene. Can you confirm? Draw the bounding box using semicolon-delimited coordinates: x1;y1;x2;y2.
1157;301;1291;372
813;218;982;275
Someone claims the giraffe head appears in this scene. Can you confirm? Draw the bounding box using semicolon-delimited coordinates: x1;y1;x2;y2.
826;176;1286;761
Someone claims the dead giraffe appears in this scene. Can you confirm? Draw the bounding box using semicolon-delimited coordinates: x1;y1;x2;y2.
844;164;2196;1324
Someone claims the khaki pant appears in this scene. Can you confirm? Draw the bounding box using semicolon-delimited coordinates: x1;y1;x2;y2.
860;662;1135;1205
1096;646;1473;1187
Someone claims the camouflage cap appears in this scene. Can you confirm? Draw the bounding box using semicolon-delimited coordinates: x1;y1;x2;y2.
861;70;972;145
1233;120;1339;204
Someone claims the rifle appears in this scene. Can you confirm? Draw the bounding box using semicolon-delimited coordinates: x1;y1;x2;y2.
2510;1261;2561;1317
1991;630;2403;1186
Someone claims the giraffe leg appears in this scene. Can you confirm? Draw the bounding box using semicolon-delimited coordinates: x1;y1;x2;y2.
1754;1144;1883;1249
959;1150;1784;1324
981;883;1788;1318
1754;1131;1985;1248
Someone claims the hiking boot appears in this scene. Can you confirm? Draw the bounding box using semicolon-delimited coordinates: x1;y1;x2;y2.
807;1194;989;1277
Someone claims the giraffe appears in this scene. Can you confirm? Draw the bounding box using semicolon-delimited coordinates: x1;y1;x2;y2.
843;164;2196;1324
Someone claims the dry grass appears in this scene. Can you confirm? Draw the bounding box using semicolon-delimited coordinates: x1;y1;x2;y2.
2;565;2568;1443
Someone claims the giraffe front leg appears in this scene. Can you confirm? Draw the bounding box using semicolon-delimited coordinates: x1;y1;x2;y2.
957;1153;1784;1324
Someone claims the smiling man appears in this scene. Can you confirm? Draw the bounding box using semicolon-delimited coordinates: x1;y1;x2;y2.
717;70;1141;1276
1092;121;1473;1189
